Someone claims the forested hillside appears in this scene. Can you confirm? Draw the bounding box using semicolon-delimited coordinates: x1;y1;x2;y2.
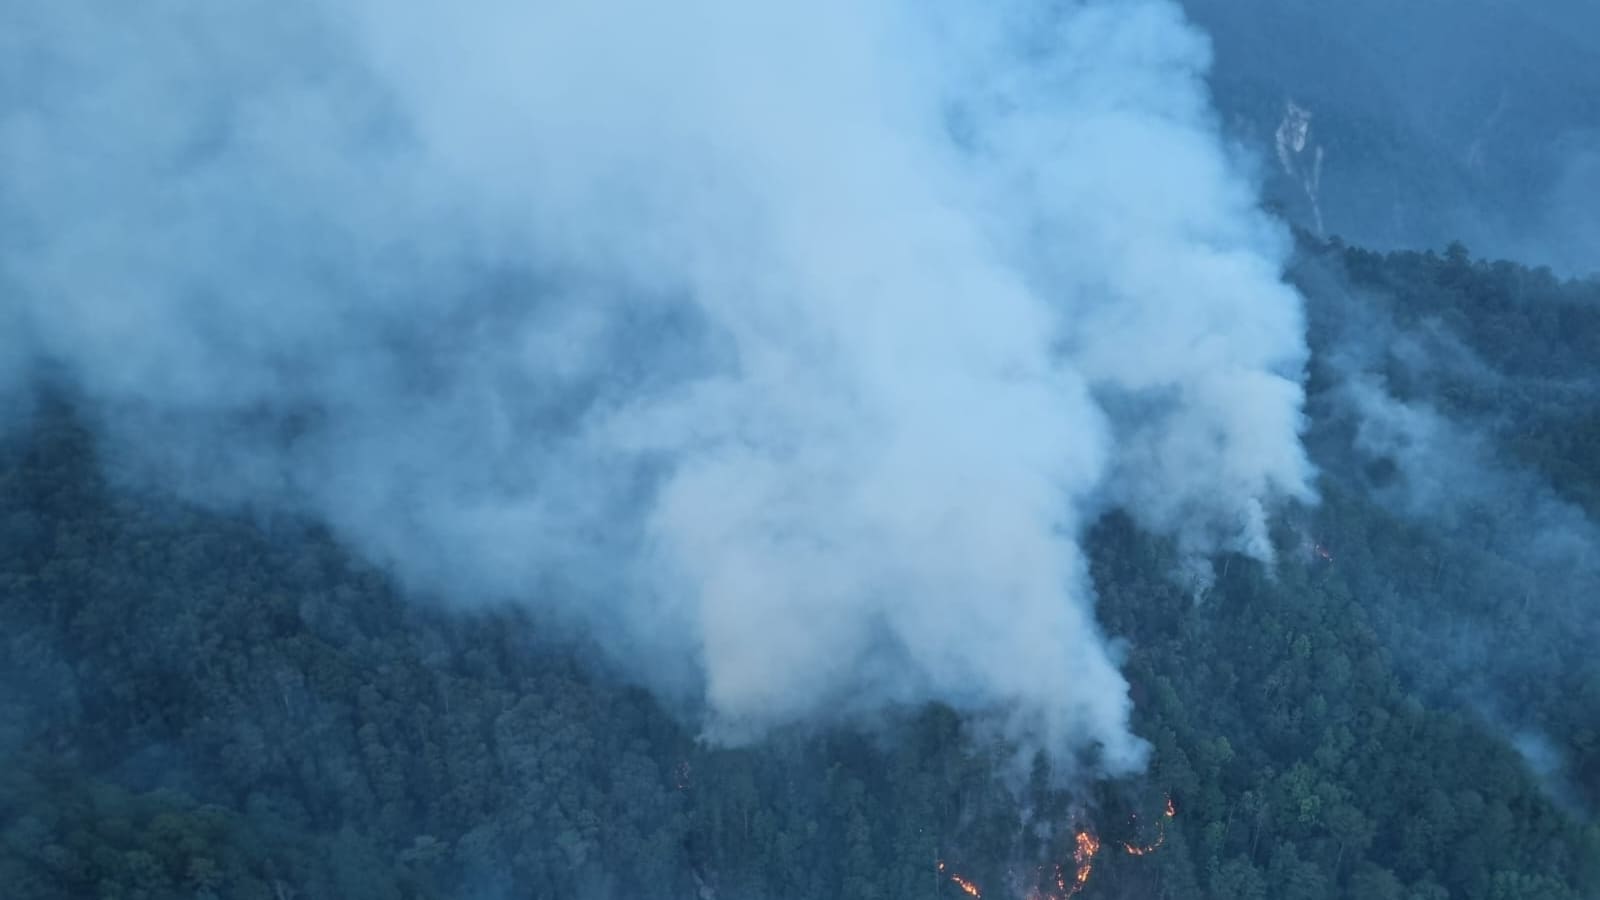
3;242;1598;900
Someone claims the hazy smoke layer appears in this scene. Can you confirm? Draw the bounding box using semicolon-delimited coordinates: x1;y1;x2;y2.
1184;0;1600;276
0;0;1311;773
1296;251;1600;805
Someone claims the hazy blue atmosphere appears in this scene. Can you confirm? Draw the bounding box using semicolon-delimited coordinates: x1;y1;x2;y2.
2;2;1597;899
1184;0;1600;275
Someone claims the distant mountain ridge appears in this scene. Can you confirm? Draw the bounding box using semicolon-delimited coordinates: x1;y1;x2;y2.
1184;0;1600;275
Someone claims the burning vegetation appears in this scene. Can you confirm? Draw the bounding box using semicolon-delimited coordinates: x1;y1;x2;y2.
1120;793;1177;857
939;794;1176;898
938;860;984;897
952;873;983;897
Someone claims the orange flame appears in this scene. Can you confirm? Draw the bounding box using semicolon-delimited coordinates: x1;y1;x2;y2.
1121;794;1177;856
1018;829;1103;900
1075;829;1100;863
1068;829;1100;895
936;860;982;897
951;794;1173;900
1120;830;1165;856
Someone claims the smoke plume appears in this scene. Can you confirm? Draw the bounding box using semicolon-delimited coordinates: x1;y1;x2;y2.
0;0;1312;774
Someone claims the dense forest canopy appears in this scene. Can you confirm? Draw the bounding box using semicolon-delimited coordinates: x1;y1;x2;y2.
3;240;1599;899
5;2;1600;899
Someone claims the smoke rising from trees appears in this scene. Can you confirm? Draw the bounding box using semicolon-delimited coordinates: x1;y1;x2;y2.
0;0;1314;774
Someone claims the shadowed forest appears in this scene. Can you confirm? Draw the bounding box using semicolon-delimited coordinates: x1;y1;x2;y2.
3;239;1598;900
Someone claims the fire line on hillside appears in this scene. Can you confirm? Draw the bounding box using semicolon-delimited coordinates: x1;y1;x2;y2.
938;794;1177;898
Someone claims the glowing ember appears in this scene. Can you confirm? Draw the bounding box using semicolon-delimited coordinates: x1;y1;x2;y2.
1122;793;1177;857
1120;831;1165;856
951;795;1175;899
1025;829;1103;899
1069;829;1100;895
936;861;982;897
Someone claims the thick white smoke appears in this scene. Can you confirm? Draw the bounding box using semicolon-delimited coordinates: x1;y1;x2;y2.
0;0;1312;774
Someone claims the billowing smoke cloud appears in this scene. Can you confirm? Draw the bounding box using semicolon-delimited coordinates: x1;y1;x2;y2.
0;0;1312;774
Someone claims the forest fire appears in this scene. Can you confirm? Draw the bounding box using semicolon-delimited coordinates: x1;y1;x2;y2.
938;861;983;897
1069;829;1100;894
1020;829;1099;900
1120;794;1178;857
1119;832;1164;856
943;796;1173;899
951;873;983;897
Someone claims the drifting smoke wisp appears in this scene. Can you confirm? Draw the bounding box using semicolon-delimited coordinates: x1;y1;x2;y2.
1296;247;1600;806
0;0;1312;772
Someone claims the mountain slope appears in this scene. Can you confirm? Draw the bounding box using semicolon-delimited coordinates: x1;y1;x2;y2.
4;241;1599;899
